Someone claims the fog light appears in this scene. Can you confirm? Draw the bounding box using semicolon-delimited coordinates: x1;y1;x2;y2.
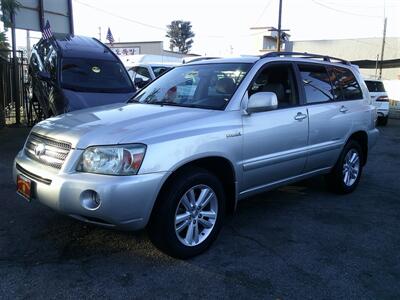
80;190;101;210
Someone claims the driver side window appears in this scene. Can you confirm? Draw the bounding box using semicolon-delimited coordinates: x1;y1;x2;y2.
249;64;298;108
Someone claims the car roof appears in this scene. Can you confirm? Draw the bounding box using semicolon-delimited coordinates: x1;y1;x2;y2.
187;56;259;65
185;56;356;70
50;33;117;61
128;63;178;68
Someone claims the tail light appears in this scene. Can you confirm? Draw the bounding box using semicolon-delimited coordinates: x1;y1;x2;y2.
376;96;389;102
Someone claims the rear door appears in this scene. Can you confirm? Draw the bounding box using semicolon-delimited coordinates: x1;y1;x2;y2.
241;62;309;193
298;63;364;172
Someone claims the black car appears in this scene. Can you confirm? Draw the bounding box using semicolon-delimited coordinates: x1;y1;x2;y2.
29;34;135;118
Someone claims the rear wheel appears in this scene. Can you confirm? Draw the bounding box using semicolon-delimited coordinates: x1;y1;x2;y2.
148;168;225;259
326;140;363;194
379;115;388;126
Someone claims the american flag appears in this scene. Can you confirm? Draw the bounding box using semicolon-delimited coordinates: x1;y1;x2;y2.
106;27;114;45
42;20;53;40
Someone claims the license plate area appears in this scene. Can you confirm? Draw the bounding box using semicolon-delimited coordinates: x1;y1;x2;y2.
17;174;33;201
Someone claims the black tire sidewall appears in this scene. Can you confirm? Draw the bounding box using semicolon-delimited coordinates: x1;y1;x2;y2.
149;168;225;259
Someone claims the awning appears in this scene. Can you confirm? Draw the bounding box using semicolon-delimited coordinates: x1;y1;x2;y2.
351;59;400;69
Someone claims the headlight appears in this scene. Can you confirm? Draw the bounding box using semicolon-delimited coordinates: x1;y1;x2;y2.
76;144;146;175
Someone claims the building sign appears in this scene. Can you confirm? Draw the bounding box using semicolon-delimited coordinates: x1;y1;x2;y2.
13;0;74;34
111;47;140;56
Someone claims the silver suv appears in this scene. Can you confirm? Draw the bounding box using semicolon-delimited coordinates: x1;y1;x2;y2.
14;52;379;258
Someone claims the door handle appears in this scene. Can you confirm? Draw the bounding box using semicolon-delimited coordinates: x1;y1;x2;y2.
340;106;348;113
294;112;308;121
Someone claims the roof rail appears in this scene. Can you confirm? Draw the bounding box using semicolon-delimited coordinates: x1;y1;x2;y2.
260;52;351;65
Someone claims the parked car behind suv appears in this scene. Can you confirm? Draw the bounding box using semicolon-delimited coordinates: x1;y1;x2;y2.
29;34;135;118
365;79;390;126
14;53;378;258
127;63;177;89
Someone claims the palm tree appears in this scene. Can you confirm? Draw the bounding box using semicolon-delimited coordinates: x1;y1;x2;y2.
1;0;21;28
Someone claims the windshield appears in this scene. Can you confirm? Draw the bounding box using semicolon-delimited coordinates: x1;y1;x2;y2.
131;63;251;110
61;58;134;93
365;80;386;93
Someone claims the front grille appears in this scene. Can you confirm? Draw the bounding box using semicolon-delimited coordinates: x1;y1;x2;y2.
25;133;72;169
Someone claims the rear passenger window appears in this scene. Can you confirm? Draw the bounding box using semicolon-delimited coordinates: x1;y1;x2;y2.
333;67;363;100
298;64;333;104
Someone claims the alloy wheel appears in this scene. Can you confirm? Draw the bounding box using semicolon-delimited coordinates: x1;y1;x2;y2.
342;149;360;187
174;184;218;247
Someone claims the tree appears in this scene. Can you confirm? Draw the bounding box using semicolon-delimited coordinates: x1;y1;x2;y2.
0;0;19;52
166;20;195;54
1;0;21;28
0;30;9;50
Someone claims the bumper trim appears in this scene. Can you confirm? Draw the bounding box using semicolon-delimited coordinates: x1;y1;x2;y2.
16;163;52;185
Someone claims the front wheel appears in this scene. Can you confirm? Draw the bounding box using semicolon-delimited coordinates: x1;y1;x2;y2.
148;168;225;259
326;140;363;194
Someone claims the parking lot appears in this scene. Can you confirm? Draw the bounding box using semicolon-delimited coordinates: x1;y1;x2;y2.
0;120;399;299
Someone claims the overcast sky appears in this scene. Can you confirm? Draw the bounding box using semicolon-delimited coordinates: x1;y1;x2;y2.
11;0;400;56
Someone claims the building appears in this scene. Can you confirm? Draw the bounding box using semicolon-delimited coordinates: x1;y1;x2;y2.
105;40;199;60
286;37;400;80
249;27;290;54
249;30;399;80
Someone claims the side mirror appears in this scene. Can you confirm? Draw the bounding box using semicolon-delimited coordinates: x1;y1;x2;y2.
37;71;51;81
245;92;278;114
134;77;147;89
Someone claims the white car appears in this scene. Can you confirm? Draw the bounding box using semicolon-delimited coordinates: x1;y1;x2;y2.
365;79;390;126
127;63;177;89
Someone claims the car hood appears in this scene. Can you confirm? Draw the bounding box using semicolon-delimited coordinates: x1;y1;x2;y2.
32;103;225;149
62;89;135;111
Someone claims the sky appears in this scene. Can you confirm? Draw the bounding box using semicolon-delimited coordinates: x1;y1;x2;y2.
8;0;400;56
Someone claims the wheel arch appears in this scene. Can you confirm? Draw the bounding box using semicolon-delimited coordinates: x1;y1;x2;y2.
150;156;238;221
347;130;368;165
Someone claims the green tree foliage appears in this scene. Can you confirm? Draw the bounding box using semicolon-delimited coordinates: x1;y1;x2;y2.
1;0;21;28
0;30;9;50
166;20;195;54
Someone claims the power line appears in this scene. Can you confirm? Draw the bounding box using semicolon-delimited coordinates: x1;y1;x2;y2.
255;0;274;26
311;0;382;18
74;0;231;39
74;0;166;31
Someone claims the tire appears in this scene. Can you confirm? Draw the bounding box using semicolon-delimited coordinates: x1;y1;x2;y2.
380;116;388;126
148;167;225;259
326;140;363;194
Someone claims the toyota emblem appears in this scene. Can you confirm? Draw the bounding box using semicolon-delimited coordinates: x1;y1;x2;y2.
34;143;46;157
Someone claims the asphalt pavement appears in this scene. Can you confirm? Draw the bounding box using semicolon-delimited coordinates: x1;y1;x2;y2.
0;120;399;299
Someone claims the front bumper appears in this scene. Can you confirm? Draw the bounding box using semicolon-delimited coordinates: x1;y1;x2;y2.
13;150;167;230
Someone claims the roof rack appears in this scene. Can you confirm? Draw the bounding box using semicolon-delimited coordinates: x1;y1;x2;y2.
260;52;351;65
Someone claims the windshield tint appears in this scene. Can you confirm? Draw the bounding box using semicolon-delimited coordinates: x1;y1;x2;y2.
365;80;386;93
61;58;133;93
131;63;251;110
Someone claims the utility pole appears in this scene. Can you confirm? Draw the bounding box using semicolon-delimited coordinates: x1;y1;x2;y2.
375;54;379;79
277;0;283;52
379;17;387;79
98;26;102;41
269;0;289;52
